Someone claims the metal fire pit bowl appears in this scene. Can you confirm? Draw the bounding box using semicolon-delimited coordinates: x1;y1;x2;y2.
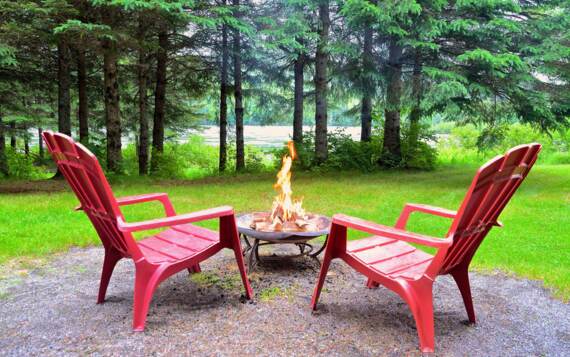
236;212;331;270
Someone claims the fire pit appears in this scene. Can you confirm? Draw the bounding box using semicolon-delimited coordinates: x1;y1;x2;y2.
237;212;330;269
237;141;331;269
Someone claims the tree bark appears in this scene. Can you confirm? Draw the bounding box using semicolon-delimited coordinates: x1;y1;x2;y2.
293;51;305;144
38;127;44;159
57;37;72;136
10;121;16;149
137;17;149;175
408;50;422;155
219;11;229;172
0;116;7;176
102;38;122;172
77;47;89;144
24;126;29;157
380;38;403;166
314;0;330;164
360;24;374;142
233;0;245;171
151;26;168;173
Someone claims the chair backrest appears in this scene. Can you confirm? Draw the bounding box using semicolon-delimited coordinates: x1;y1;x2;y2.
43;131;140;258
439;143;541;274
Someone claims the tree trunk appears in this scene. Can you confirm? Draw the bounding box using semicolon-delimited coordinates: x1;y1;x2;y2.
151;26;168;173
57;37;72;136
10;121;16;149
38;127;44;160
219;11;229;172
314;1;330;164
24;126;29;157
233;0;245;171
102;38;122;172
293;51;304;144
360;24;374;142
380;38;403;166
0;116;7;176
137;18;149;175
408;51;422;155
77;47;89;144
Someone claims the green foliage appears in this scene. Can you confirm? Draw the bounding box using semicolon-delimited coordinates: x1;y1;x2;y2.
0;44;17;67
124;136;219;179
279;128;435;172
121;135;273;179
278;129;380;172
5;150;48;180
401;124;437;170
325;130;380;171
437;123;570;166
226;144;273;173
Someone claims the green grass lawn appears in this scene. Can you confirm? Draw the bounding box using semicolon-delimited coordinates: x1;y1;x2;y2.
1;164;568;300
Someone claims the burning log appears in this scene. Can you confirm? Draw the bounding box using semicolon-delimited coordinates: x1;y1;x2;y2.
248;142;322;233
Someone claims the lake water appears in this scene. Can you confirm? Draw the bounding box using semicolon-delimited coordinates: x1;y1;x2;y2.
184;125;361;147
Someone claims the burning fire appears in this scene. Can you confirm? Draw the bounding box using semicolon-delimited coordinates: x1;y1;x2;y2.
249;140;320;232
270;141;305;222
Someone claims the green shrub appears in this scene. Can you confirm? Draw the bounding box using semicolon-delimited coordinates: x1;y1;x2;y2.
437;123;570;165
149;147;188;178
121;135;274;179
275;128;436;172
401;123;438;170
226;144;274;173
121;144;139;175
5;149;48;179
122;135;219;179
151;136;220;179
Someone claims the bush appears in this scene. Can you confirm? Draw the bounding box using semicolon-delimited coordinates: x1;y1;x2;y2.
122;135;274;178
226;143;273;173
122;135;219;179
5;149;48;179
278;127;436;172
274;129;381;172
401;123;438;170
149;147;188;178
437;123;570;165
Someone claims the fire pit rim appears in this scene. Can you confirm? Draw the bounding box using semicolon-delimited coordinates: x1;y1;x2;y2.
236;212;331;241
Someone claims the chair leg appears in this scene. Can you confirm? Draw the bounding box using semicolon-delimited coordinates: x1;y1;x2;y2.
450;267;476;323
232;244;253;299
187;264;201;274
132;267;161;332
366;278;379;289
310;251;332;310
97;248;122;304
405;283;435;353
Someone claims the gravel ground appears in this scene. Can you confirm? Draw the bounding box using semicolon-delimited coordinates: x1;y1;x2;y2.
0;244;568;356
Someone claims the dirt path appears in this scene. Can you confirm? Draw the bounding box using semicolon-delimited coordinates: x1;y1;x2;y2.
1;245;568;356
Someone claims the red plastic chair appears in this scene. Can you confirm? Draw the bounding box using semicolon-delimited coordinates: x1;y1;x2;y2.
43;132;253;331
311;143;541;353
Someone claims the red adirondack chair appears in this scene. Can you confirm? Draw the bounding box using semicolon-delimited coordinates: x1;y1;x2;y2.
311;143;541;353
42;132;253;331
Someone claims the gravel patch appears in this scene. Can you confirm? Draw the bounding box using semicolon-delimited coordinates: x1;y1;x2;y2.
0;245;568;356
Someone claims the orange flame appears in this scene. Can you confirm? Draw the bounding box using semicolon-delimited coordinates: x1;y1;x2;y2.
270;140;304;222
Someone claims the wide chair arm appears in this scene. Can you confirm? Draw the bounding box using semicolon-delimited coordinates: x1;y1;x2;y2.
76;192;177;217
117;206;235;233
395;203;457;230
116;193;176;216
333;214;452;249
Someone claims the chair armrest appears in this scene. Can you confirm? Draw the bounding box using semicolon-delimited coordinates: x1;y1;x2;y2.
395;203;456;230
333;214;452;249
75;192;176;217
116;193;176;217
117;206;234;233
